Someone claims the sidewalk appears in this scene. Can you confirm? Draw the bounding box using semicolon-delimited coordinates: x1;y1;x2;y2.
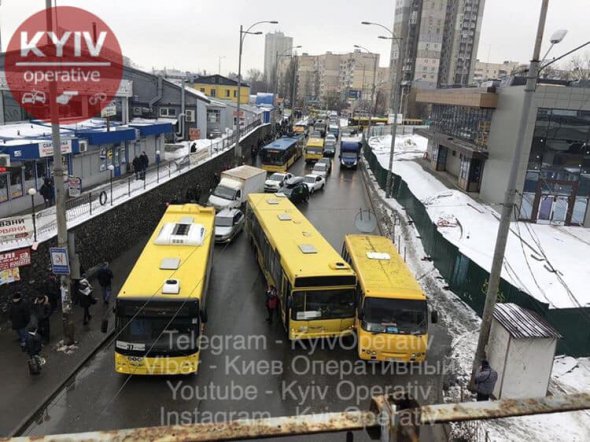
0;235;148;437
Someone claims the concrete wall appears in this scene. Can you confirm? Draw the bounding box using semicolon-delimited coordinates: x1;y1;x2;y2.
0;124;271;321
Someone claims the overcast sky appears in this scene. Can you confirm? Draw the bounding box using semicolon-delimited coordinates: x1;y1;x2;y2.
1;0;587;75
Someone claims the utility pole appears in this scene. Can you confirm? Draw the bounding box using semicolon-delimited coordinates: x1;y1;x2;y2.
235;24;244;164
384;35;404;198
471;0;549;384
45;0;74;344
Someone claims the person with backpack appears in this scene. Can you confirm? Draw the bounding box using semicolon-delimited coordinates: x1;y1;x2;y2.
96;262;114;304
265;285;279;324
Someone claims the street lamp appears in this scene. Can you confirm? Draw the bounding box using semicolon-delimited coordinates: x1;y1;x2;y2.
107;164;114;206
28;187;37;242
354;44;378;138
155;150;161;183
361;21;404;198
235;20;279;164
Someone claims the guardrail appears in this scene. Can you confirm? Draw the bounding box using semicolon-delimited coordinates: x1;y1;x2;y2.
0;121;264;252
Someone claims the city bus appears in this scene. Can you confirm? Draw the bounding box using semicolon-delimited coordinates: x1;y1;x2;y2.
260;135;303;173
247;194;357;340
114;204;215;375
304;137;325;163
342;234;437;362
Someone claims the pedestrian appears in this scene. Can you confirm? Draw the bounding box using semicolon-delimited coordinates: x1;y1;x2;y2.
96;262;114;304
474;359;498;401
71;264;85;306
25;324;45;370
140;151;149;179
78;274;95;325
194;184;202;203
9;292;30;351
265;285;279;324
45;273;60;313
132;155;141;179
39;178;53;208
32;293;51;344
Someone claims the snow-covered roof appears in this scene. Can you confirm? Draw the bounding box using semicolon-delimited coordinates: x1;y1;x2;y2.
184;85;210;101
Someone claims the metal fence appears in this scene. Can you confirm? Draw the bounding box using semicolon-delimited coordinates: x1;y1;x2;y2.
0;121;264;253
363;141;590;357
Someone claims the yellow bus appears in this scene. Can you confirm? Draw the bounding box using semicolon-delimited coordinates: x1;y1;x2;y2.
342;234;437;362
260;135;304;172
304;137;325;163
247;194;357;340
114;204;215;375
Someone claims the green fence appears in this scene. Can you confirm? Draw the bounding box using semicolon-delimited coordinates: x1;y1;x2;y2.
363;143;590;356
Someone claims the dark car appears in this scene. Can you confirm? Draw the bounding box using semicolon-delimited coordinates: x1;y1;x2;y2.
278;177;310;203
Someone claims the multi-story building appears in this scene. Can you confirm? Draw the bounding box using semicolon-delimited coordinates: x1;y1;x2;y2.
415;80;590;227
473;60;521;83
193;75;250;104
296;53;319;104
264;31;293;86
393;0;486;89
293;51;380;107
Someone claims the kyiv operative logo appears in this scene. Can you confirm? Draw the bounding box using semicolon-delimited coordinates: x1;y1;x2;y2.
5;6;123;123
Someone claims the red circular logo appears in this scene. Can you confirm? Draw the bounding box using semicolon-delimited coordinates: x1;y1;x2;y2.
5;6;123;124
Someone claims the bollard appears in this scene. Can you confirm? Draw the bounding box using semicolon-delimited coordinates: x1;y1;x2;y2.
397;236;401;253
89;192;92;215
128;177;131;197
404;246;407;263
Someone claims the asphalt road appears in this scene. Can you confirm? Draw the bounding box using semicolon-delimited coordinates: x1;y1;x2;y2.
23;150;452;441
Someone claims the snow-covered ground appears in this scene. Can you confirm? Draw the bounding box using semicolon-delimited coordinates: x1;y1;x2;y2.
365;133;590;441
368;134;590;310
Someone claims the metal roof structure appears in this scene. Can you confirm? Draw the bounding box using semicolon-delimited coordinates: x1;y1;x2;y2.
493;303;562;339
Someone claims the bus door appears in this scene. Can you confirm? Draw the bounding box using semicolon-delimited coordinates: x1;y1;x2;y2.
280;276;291;330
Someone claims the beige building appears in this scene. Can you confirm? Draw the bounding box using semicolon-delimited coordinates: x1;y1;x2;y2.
292;50;380;105
473;60;520;83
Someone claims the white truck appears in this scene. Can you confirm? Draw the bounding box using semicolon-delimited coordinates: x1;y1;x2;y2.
208;165;266;211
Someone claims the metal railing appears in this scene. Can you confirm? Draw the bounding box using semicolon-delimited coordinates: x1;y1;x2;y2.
0;121;264;252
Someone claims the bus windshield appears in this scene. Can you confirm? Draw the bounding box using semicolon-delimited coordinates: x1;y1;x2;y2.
292;289;355;320
362;298;427;335
116;316;198;355
261;149;284;165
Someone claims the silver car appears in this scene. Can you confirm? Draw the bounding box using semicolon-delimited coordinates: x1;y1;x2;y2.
214;208;245;243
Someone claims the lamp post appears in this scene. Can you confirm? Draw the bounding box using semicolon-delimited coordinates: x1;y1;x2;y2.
471;0;579;385
361;21;404;198
354;44;378;138
155;150;161;183
107;164;114;205
235;20;279;164
28;188;37;242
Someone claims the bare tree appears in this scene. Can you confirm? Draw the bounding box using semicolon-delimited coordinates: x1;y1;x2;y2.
246;68;269;94
569;53;590;80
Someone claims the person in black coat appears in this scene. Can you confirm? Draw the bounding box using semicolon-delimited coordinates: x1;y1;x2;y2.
78;276;94;325
32;294;52;344
9;292;30;350
39;179;54;208
132;156;141;179
45;274;60;313
140;151;149;179
96;262;114;304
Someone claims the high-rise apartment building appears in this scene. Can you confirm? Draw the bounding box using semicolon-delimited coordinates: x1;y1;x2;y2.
264;31;293;85
393;0;486;88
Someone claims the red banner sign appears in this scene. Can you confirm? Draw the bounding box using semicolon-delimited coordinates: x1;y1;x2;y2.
0;248;32;271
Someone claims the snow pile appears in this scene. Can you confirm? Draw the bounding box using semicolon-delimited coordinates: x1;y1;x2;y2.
368;134;590;310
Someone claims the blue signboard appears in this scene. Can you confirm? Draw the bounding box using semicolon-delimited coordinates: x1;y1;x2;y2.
50;247;70;275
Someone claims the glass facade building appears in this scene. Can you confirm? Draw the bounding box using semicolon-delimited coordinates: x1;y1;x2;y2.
521;108;590;225
430;104;493;149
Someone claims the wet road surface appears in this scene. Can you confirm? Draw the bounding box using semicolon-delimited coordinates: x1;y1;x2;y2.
24;152;452;441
